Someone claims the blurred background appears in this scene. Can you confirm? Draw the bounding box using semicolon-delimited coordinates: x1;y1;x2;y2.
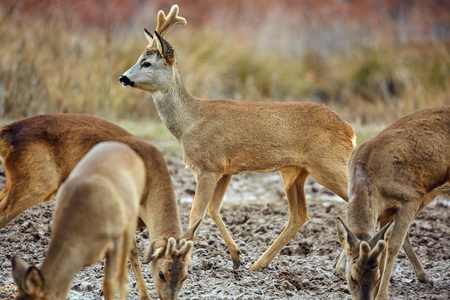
0;0;449;137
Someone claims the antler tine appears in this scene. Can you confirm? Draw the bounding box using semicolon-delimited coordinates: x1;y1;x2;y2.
176;240;193;257
156;4;186;38
368;240;386;266
166;237;177;256
359;241;371;265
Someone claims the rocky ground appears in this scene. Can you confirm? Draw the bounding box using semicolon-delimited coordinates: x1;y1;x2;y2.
0;153;449;299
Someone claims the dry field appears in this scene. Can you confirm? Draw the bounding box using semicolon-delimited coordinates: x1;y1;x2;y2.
0;153;448;299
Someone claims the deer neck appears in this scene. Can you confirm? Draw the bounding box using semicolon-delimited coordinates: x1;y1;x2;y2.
346;163;379;240
40;245;81;298
143;195;183;241
151;66;195;140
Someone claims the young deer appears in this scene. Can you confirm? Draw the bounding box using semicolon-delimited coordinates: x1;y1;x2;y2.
336;106;450;300
0;114;200;299
12;142;146;300
120;5;356;270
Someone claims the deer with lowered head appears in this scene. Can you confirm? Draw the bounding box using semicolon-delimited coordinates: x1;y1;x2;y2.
0;114;200;299
336;106;450;300
12;141;146;300
120;4;356;270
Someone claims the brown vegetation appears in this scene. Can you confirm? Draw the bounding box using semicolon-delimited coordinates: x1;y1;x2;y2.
0;1;448;125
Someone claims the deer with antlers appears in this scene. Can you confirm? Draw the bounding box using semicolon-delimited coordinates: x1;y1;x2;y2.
0;114;200;299
120;5;356;270
336;106;450;300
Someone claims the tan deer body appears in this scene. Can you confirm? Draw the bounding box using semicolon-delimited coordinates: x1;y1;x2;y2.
0;114;199;299
337;106;450;300
12;142;145;300
120;5;356;270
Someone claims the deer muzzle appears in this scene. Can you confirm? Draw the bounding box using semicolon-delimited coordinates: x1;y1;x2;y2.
119;75;135;87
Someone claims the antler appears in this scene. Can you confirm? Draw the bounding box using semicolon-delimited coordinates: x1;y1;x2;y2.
145;4;186;46
166;238;193;257
157;5;186;37
144;238;194;263
358;240;387;267
368;240;386;266
359;241;371;265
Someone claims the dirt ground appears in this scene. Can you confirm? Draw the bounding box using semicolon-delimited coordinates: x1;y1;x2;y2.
0;153;449;299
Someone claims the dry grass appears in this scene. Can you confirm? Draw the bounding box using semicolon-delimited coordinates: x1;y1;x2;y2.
0;5;448;130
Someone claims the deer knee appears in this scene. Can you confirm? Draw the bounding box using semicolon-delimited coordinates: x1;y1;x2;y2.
289;214;307;230
207;203;221;219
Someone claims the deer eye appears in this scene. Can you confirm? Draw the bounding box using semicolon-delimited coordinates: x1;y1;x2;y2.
142;62;151;68
350;275;357;284
159;271;165;281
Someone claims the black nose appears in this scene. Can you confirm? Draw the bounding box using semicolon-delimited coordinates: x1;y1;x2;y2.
119;75;134;87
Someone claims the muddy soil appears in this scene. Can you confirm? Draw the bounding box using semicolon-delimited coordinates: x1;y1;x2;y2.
0;153;449;299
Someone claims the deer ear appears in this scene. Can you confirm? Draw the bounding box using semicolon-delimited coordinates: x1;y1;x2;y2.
383;220;395;243
12;256;29;287
369;220;395;247
144;28;153;44
336;217;358;255
154;31;175;64
143;245;164;264
23;267;44;297
181;219;202;241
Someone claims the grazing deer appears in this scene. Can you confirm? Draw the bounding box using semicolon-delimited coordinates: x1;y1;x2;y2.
120;5;356;270
336;106;450;300
0;114;200;299
12;142;146;300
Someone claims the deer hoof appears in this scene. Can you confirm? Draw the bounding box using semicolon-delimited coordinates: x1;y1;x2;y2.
231;249;241;269
249;262;263;271
232;258;241;269
417;273;430;283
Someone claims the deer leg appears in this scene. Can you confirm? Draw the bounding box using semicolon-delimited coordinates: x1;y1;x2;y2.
0;174;59;229
129;238;151;300
402;234;429;283
207;175;241;269
103;239;122;300
378;206;429;283
189;171;220;227
375;202;420;300
0;150;60;228
0;184;58;228
250;169;308;270
116;230;132;300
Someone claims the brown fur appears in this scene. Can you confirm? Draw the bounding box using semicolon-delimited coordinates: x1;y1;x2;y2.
337;106;450;300
12;142;146;300
0;114;198;299
121;5;356;270
143;235;199;300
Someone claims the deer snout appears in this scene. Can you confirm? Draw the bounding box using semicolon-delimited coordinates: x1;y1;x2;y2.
119;75;135;87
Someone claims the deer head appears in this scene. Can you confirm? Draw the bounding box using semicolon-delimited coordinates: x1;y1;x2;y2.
336;218;395;300
120;5;185;93
142;220;201;300
12;256;46;300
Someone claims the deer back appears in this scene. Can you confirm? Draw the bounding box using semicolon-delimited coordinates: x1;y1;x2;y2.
349;106;450;210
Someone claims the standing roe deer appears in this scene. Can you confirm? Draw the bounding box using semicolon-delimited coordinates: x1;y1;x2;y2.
12;142;146;300
336;106;450;300
120;4;356;270
0;114;200;299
